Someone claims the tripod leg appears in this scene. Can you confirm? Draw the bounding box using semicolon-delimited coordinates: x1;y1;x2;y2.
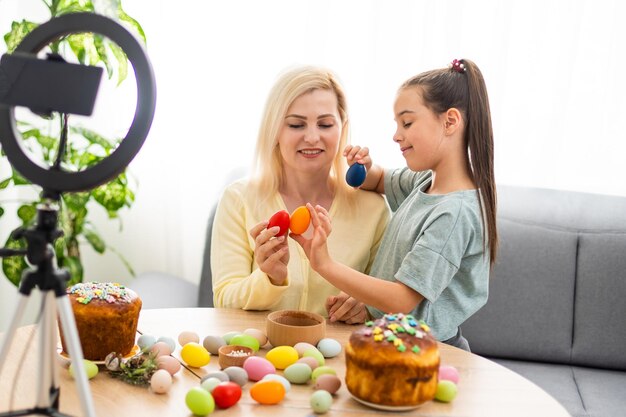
36;292;54;407
56;296;96;417
0;294;31;377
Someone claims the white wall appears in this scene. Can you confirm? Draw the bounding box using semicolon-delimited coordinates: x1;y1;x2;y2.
1;0;625;331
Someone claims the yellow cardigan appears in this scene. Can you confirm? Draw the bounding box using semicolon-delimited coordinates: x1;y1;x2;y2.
211;179;390;317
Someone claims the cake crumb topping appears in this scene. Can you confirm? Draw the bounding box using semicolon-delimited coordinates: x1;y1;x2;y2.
68;282;132;304
364;313;432;353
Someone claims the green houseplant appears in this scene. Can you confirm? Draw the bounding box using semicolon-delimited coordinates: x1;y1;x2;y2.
0;0;147;287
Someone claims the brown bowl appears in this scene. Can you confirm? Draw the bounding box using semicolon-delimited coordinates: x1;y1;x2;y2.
218;345;254;369
266;310;326;347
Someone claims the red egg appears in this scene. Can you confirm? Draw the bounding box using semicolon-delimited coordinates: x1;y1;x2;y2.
212;381;242;409
267;210;290;237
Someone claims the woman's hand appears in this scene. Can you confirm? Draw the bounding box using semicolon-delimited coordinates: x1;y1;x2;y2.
290;204;332;272
249;222;289;285
326;292;369;324
343;145;372;172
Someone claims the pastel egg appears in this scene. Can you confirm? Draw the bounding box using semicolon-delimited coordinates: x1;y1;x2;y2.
222;331;241;344
178;330;200;347
314;374;342;395
435;380;458;402
243;356;276;381
316;338;342;358
284;362;312;384
180;342;210;367
297;356;320;371
439;365;460;384
267;210;290;237
150;341;172;357
137;334;157;350
250;380;286;405
229;334;260;352
311;366;336;382
203;370;229;382
310;390;333;414
150;369;172;394
294;342;316;357
224;366;249;387
200;377;222;393
265;346;299;370
289;206;311;234
185;387;215;416
303;348;325;366
203;335;227;355
243;328;268;348
157;355;181;375
262;373;291;392
157;336;176;353
69;360;98;379
345;163;367;187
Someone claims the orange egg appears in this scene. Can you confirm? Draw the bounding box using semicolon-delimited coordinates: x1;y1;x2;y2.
249;380;286;404
289;206;311;235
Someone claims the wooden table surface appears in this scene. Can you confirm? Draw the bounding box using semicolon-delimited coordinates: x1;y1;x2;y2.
0;307;570;416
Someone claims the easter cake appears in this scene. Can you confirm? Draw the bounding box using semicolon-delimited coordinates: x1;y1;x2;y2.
60;282;142;361
345;313;439;407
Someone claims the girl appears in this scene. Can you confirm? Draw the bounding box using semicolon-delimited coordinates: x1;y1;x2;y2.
211;66;389;318
292;59;497;350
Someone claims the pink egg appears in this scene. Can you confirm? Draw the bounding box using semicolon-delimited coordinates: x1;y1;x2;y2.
243;356;276;381
157;355;182;375
296;356;319;371
150;341;172;357
438;365;459;384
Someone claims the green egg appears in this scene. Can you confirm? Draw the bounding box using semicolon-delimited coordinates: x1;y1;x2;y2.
229;334;260;352
68;359;98;380
302;348;325;366
222;331;241;344
310;390;333;414
311;366;336;382
435;380;458;402
284;363;312;384
185;387;215;416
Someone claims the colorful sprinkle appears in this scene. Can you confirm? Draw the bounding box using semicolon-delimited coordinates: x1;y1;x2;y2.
397;344;406;352
365;321;374;327
374;334;384;342
67;282;131;305
412;345;421;354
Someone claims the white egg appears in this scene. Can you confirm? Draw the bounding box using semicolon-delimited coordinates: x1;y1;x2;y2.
243;328;268;347
316;338;342;358
150;369;172;394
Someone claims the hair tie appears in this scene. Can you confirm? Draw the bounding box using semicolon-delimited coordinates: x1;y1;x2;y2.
449;59;466;74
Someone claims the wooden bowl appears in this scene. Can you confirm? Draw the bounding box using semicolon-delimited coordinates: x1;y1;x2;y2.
266;310;326;347
218;345;254;369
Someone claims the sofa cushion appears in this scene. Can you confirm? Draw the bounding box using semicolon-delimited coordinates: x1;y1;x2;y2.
573;233;626;370
496;358;626;417
463;218;577;362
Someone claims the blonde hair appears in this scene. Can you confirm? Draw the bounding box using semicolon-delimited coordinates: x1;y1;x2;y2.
250;66;353;211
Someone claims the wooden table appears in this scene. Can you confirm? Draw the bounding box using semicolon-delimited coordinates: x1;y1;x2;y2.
0;308;570;416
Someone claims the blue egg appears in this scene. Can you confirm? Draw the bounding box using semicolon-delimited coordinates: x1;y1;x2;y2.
346;163;366;187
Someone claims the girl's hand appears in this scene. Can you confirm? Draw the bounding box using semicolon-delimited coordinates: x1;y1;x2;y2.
290;204;332;272
326;292;369;324
249;221;289;285
343;145;373;172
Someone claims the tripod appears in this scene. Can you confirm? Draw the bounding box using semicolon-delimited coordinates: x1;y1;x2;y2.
0;199;96;417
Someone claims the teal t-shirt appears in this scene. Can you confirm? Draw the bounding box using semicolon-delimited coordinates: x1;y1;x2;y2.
367;168;490;341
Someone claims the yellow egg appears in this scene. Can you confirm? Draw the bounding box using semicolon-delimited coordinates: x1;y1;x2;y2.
289;206;311;235
265;346;299;370
180;342;210;367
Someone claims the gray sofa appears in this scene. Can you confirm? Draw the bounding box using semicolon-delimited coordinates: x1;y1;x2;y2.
133;184;626;417
462;185;626;417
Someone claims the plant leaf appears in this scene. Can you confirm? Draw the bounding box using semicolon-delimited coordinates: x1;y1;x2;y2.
3;20;39;53
17;204;37;225
63;256;84;286
1;235;28;287
63;192;90;211
94;34;114;79
93;181;127;214
83;226;106;254
117;5;147;45
0;206;4;218
12;168;30;185
70;126;116;150
0;177;11;189
107;41;128;86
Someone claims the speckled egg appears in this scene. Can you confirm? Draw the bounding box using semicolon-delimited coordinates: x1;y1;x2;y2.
243;356;276;381
262;373;291;392
203;335;227;355
316;338;342;358
265;346;299;370
283;362;312;384
243;328;268;347
150;369;172;394
157;355;181;375
310;389;333;414
178;330;200;347
314;374;341;394
224;366;248;387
